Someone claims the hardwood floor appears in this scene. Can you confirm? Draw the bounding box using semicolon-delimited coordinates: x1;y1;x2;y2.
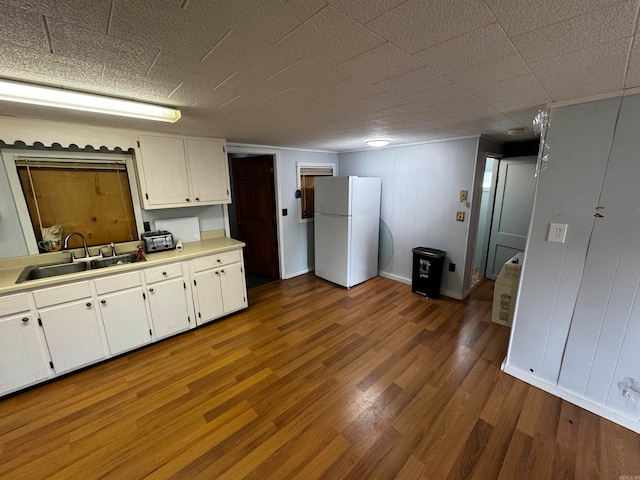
1;274;639;479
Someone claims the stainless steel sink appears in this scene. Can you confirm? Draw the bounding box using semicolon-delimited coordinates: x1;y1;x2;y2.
16;262;89;283
90;252;141;269
15;252;145;283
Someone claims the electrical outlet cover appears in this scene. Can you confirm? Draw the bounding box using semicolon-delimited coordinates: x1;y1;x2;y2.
456;211;465;222
548;223;568;243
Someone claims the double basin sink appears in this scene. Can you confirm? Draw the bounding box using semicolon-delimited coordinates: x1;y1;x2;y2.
16;252;144;283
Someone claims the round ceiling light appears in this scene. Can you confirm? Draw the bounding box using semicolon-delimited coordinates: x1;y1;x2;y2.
366;139;390;147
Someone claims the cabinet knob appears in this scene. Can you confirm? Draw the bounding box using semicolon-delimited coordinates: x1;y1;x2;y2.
22;317;29;323
215;271;219;275
186;198;190;202
162;271;167;276
86;302;92;307
217;259;221;263
101;300;106;304
221;269;225;273
195;197;200;201
149;288;154;292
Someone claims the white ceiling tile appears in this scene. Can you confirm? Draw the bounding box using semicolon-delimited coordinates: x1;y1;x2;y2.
414;23;517;75
445;54;531;89
110;0;231;60
468;74;549;101
200;31;300;79
366;0;496;54
486;0;622;36
311;79;381;105
48;19;159;75
1;0;112;31
374;67;449;95
186;0;327;44
264;60;351;93
529;38;631;79
274;5;385;67
0;44;103;88
332;43;424;84
512;1;637;62
404;83;469;107
0;4;49;51
533;39;631;100
101;68;180;101
624;37;640;88
328;0;406;23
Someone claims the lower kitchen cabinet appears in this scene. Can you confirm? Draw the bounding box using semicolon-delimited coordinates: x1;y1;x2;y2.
0;312;50;395
146;276;192;339
39;299;107;374
0;246;247;396
192;254;247;325
99;288;151;355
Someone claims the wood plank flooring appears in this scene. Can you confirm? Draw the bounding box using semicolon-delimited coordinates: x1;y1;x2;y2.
1;274;639;479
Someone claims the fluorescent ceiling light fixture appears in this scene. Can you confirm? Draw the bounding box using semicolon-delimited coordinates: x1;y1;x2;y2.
366;139;390;147
0;79;181;123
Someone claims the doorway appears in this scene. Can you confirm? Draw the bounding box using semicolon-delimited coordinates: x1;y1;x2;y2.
228;154;280;289
473;155;537;285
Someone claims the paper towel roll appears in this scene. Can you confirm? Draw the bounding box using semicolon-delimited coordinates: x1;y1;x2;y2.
175;240;183;251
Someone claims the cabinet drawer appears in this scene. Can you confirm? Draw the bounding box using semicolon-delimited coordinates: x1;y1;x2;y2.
144;263;183;284
0;292;30;317
33;281;92;308
95;271;142;296
192;250;241;272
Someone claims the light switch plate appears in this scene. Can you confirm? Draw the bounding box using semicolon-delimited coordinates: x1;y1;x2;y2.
548;223;568;243
459;190;468;202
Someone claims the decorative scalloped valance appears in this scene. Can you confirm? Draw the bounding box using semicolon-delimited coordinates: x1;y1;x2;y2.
0;140;132;153
0;116;139;153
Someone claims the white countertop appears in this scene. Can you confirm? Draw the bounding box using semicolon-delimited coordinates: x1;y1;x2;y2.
0;236;245;295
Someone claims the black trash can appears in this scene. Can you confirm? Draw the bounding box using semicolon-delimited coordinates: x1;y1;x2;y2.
411;247;446;298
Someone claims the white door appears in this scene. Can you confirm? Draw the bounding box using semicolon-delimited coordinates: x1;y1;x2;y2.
138;136;190;206
186;139;230;203
147;278;191;339
194;270;224;325
220;263;247;314
486;158;537;280
314;212;350;287
99;288;151;355
0;314;50;394
314;176;351;215
40;300;106;374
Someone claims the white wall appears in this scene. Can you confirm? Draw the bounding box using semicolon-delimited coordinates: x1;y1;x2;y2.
505;94;640;433
338;137;481;299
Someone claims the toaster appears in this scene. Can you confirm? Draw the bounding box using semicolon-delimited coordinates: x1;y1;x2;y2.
141;230;176;253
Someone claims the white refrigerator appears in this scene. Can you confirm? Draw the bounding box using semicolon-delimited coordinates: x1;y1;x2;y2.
314;176;382;288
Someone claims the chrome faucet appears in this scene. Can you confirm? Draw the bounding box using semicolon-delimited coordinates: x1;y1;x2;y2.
63;232;90;259
109;242;117;257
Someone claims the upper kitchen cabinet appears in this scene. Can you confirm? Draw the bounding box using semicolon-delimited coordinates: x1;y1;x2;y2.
136;135;230;209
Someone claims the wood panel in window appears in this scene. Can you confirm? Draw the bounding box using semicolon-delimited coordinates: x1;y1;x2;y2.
17;163;137;250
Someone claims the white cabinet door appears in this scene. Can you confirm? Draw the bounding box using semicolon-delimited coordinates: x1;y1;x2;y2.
193;270;224;325
186;139;230;204
147;277;191;339
0;314;50;395
99;288;151;355
138;135;191;207
220;263;247;314
40;300;106;374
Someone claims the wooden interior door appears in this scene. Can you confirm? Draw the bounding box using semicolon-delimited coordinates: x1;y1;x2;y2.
231;156;279;278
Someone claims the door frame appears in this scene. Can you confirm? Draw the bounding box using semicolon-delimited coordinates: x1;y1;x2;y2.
225;146;284;279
